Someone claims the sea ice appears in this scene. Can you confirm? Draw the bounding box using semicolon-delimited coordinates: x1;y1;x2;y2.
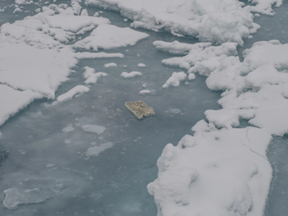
56;85;90;102
85;142;113;157
104;62;117;68
121;71;142;78
83;67;107;84
62;124;75;132
138;63;146;68
73;24;149;51
139;89;151;95
81;124;106;134
86;0;260;45
162;72;187;88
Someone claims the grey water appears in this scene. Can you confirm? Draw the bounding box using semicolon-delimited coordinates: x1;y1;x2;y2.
0;1;287;216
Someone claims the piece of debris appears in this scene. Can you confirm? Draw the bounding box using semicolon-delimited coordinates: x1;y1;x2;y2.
125;101;155;119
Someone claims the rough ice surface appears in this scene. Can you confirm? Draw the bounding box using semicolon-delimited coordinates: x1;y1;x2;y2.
249;0;283;15
86;0;260;45
139;89;151;95
149;35;288;216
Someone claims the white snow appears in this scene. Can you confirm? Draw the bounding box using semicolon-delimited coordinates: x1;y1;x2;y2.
86;0;260;45
85;142;113;156
56;85;90;102
81;124;106;134
83;67;107;84
138;63;146;68
162;72;187;88
148;39;288;216
104;62;117;68
73;24;149;51
249;0;283;15
121;71;142;78
0;85;42;126
148;126;272;216
74;52;124;59
155;41;238;76
188;73;196;80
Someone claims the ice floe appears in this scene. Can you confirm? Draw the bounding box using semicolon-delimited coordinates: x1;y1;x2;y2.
162;72;187;88
104;62;117;68
83;66;107;84
73;24;149;51
121;71;142;78
85;142;113;157
81;124;106;134
56;85;90;102
148;38;288;216
86;0;260;45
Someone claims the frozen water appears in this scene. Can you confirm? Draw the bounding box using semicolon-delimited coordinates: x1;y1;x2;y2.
0;8;220;216
81;124;106;134
0;0;288;216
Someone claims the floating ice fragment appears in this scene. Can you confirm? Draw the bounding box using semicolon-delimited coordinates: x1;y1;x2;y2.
81;124;106;134
86;142;113;156
139;89;151;95
138;63;146;67
104;62;117;68
188;73;196;80
74;52;124;59
4;187;48;209
162;72;187;88
121;71;142;78
62;124;74;132
74;24;149;51
56;85;90;102
125;101;155;119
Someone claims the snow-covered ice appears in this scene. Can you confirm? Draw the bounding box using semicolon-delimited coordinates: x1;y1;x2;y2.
56;85;90;102
138;63;146;68
83;66;107;84
162;72;187;88
139;89;151;95
86;0;260;45
121;71;142;78
104;62;117;68
73;24;149;51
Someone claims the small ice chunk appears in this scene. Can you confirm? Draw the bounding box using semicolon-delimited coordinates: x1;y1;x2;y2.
162;72;187;88
80;9;89;16
139;89;151;95
64;139;71;144
121;71;142;78
138;63;146;68
188;73;196;80
81;124;106;134
104;62;117;68
93;12;99;17
170;108;181;114
123;18;128;22
83;67;107;84
86;142;113;156
3;187;49;209
56;85;90;102
62;124;74;132
125;101;155;119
